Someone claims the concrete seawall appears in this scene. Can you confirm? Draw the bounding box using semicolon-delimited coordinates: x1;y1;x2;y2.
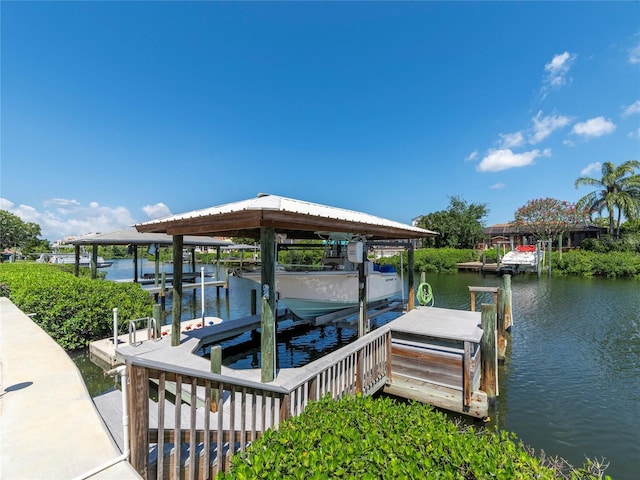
0;297;140;479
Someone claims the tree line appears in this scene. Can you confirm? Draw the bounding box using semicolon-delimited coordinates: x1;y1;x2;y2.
2;160;638;256
415;159;639;248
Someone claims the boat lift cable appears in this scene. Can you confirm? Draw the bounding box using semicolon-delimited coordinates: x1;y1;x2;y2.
417;282;434;307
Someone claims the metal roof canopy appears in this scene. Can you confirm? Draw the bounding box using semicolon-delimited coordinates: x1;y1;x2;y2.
135;193;437;240
69;228;232;247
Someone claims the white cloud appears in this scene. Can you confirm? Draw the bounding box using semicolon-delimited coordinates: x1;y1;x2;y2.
580;162;601;176
465;150;478;161
572;116;616;138
541;51;577;97
622;100;640;117
529;111;571;144
143;203;172;219
629;43;640;64
1;197;136;241
476;148;551;172
629;128;640;139
490;183;506;189
498;131;525;149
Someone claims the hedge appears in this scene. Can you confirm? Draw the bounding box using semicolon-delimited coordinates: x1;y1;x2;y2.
0;263;154;350
219;394;608;479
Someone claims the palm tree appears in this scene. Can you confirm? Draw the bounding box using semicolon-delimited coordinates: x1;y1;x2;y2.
574;160;640;237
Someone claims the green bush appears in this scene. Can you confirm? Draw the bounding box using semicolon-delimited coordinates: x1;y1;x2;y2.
378;248;476;274
220;394;606;479
0;263;154;350
554;250;640;278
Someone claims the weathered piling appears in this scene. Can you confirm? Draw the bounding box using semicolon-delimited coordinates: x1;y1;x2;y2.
503;273;513;330
170;235;183;346
152;304;162;339
480;303;498;405
210;345;221;411
251;289;257;316
496;288;506;360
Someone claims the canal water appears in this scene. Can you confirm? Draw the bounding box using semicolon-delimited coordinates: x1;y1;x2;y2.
73;259;639;479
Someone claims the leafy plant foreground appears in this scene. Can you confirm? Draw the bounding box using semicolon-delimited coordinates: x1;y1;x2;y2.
220;395;609;479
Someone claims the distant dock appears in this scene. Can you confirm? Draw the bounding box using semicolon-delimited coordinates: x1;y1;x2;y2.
457;261;499;273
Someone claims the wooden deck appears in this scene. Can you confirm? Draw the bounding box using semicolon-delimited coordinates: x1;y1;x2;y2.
110;303;498;477
456;261;499;273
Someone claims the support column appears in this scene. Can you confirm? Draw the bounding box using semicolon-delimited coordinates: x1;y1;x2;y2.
358;256;368;337
74;245;80;277
260;227;276;382
133;245;139;283
171;235;183;346
91;244;98;279
407;244;415;311
481;303;498;405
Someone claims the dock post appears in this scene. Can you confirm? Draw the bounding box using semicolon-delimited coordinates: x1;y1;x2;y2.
210;346;221;412
496;288;506;361
260;227;276;382
503;273;513;330
407;246;415;311
480;303;498;405
171;235;183;346
91;244;98;279
160;272;166;312
152;304;162;339
128;361;149;478
251;289;257;316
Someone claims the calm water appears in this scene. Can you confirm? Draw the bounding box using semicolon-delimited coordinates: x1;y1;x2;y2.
74;260;639;479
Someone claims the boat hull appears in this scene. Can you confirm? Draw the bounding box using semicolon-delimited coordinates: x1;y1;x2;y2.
242;269;401;319
37;253;113;268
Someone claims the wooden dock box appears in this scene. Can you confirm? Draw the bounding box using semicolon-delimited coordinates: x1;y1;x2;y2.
384;307;488;418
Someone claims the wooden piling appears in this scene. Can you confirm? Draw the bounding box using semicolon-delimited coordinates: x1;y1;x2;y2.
128;362;149;477
260;227;276;382
503;273;513;330
407;246;415;311
160;272;166;312
152;304;162;339
480;303;498;405
210;345;221;412
496;288;506;361
251;289;257;316
171;235;183;346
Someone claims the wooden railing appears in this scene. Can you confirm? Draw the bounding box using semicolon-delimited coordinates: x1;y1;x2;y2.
126;327;392;479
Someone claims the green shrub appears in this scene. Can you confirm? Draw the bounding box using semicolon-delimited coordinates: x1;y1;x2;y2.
554;250;640;278
0;263;154;350
378;248;476;273
220;394;606;479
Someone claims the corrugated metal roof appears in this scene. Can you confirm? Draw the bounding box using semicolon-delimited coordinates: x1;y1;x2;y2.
69;228;232;247
137;194;436;240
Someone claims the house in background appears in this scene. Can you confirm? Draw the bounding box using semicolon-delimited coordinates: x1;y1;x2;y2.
481;222;606;250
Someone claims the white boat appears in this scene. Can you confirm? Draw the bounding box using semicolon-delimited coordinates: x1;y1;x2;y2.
500;245;541;273
36;253;113;268
240;240;401;320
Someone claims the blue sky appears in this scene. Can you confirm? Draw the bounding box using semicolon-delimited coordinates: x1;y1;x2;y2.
2;1;639;242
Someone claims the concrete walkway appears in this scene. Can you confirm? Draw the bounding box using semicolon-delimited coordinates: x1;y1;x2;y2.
0;297;140;479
